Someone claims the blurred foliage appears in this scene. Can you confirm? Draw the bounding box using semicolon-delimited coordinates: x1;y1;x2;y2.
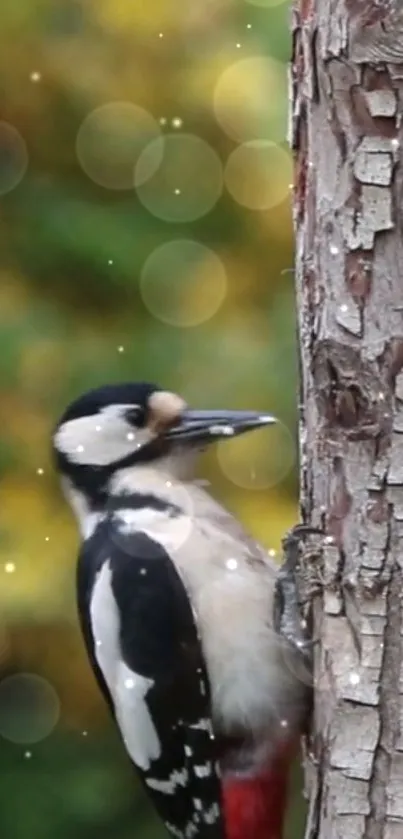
0;0;305;836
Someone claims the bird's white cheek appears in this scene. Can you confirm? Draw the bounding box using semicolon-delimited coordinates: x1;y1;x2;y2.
90;561;161;770
54;407;149;466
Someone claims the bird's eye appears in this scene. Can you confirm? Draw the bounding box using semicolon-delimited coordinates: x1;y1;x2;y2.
126;407;146;427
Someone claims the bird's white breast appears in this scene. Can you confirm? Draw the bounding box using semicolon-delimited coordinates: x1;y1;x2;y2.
175;533;299;742
113;476;304;745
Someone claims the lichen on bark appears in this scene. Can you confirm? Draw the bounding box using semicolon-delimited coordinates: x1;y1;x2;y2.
291;2;403;837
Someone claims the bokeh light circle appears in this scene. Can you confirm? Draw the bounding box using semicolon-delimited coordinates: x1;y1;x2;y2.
76;102;161;190
135;133;223;222
216;421;295;490
0;674;60;744
0;123;28;195
225;141;292;210
214;57;287;143
140;240;227;327
109;477;196;555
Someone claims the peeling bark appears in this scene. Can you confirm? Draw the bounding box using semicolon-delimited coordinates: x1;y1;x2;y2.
291;2;403;837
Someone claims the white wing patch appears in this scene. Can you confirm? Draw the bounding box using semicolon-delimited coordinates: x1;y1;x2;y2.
90;560;161;770
145;767;189;794
204;803;221;824
194;763;211;778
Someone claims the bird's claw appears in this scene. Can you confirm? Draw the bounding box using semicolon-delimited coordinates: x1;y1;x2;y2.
273;524;324;661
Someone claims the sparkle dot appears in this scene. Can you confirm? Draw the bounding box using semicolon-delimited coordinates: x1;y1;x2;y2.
159;118;167;126
5;563;15;574
126;432;135;441
172;117;183;129
24;751;32;759
246;23;252;29
280;719;288;728
108;259;113;265
30;72;41;83
174;188;181;195
95;425;102;432
226;558;238;571
82;731;88;737
340;304;348;313
45;537;50;543
36;468;44;476
117;345;125;353
378;392;385;401
124;678;135;689
324;535;334;545
159;32;164;38
76;445;84;453
300;619;307;629
166;481;172;488
391;138;399;149
349;672;360;686
236;43;242;49
330;244;339;255
96;640;102;647
139;568;147;576
268;549;276;558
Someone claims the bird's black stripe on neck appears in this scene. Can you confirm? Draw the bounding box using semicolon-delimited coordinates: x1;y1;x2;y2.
109;492;182;518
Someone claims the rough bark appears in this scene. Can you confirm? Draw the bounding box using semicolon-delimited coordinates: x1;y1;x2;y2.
291;2;403;838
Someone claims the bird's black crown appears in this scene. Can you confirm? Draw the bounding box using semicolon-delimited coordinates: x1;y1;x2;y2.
58;381;160;428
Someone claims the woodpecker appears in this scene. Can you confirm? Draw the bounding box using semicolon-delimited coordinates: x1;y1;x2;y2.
52;382;313;839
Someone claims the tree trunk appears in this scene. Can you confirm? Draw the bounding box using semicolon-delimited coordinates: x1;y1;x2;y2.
291;3;403;838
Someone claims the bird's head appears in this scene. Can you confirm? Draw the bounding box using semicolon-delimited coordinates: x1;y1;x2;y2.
53;381;276;519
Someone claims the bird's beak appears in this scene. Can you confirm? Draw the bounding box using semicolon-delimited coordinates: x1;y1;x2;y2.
165;409;277;443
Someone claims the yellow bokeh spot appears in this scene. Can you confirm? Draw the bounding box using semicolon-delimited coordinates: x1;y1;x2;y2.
224;141;292;211
0;478;77;621
97;0;181;33
140;240;227;327
214;56;287;142
216;422;295;490
231;492;298;553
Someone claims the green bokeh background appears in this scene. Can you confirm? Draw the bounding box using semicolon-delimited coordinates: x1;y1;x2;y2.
0;0;306;836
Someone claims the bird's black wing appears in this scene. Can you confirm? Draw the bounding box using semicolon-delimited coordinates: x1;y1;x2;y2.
77;521;224;839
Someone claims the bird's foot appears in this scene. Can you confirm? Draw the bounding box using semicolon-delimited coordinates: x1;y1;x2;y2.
273;524;324;663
